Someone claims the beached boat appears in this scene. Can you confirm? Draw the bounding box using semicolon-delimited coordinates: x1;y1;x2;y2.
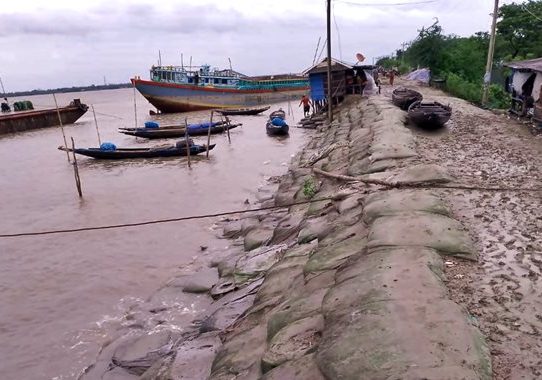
407;101;452;129
131;63;309;113
269;109;286;120
58;141;215;159
0;99;88;135
216;105;270;116
119;122;240;139
392;87;423;110
267;109;289;136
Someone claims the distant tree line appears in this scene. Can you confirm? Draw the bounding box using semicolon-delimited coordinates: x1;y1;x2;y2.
3;82;133;97
377;0;542;108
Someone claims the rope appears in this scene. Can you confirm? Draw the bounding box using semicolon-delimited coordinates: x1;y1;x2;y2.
312;167;542;192
0;197;335;239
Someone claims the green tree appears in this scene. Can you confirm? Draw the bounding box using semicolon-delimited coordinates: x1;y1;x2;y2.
497;0;542;59
403;19;448;76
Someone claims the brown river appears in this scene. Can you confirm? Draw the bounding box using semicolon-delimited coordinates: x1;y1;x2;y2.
0;88;308;379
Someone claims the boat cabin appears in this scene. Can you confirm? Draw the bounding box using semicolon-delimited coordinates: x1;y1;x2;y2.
150;64;245;88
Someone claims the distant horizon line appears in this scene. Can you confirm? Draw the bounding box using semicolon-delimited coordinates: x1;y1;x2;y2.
2;82;132;98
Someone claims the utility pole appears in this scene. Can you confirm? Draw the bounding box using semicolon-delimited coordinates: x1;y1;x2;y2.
326;0;333;123
482;0;499;105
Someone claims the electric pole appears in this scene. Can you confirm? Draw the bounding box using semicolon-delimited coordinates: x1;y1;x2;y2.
482;0;499;105
326;0;333;122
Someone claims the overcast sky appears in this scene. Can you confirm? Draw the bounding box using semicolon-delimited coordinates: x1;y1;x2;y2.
0;0;523;92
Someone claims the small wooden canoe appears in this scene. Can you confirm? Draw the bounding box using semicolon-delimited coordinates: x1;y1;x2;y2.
119;123;240;139
392;87;423;110
58;143;215;159
407;101;451;129
266;120;289;136
269;109;286;120
217;105;270;116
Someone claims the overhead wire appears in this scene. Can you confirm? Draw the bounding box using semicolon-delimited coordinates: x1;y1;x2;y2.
335;0;439;6
332;2;343;61
521;3;542;22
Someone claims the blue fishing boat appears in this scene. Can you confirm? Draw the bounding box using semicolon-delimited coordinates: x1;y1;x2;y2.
131;63;309;113
266;109;289;136
119;121;241;139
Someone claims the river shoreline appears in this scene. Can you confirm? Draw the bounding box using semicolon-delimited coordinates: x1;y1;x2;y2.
79;89;505;379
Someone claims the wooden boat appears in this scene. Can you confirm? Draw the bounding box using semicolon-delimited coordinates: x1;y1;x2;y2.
216;105;270;116
58;141;215;159
266;119;289;136
407;101;452;129
119;123;240;139
267;108;289;135
0;99;88;136
131;63;308;113
269;109;286;120
392;87;423;110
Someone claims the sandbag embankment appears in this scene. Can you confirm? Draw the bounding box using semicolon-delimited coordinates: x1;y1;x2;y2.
207;96;490;380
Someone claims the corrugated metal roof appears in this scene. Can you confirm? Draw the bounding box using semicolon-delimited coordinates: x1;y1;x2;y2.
504;57;542;72
303;58;354;75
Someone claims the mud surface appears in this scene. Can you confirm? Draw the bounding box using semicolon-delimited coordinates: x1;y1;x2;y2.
397;81;542;379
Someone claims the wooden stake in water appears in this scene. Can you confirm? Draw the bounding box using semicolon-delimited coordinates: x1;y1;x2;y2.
70;137;83;197
132;82;138;129
225;116;231;144
185;118;191;168
91;105;102;145
53;93;70;163
206;111;213;158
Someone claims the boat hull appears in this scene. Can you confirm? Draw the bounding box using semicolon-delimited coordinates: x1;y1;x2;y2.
132;78;308;113
59;144;215;159
392;88;423;110
266;122;289;136
120;124;239;139
217;105;270;116
408;101;452;130
0;102;88;135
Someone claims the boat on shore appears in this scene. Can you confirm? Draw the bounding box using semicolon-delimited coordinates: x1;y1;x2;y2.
407;101;452;129
0;99;88;135
58;140;214;159
131;63;309;113
392;87;423;110
119;121;240;139
216;105;270;116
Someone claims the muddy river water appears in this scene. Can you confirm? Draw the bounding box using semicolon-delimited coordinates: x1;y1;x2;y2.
0;88;308;379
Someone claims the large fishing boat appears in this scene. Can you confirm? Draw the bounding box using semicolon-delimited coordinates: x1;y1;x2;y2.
131;64;309;113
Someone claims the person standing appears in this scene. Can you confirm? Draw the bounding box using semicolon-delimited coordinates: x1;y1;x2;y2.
299;95;311;117
389;69;395;86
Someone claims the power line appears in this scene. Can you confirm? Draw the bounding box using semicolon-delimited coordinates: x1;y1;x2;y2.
335;0;439;6
521;3;542;22
332;3;343;61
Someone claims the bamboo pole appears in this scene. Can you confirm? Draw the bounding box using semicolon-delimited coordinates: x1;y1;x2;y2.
185;118;191;168
70;137;83;197
224;116;231;143
481;0;499;105
132;82;138;128
206;111;213;158
53;93;70;163
91;105;102;145
326;0;333;123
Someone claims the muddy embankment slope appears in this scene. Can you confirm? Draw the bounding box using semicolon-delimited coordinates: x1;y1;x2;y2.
402;83;542;380
83;90;509;379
